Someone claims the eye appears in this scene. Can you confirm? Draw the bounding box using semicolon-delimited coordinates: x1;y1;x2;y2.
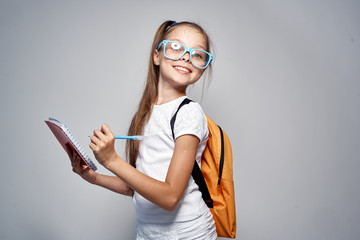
171;42;181;51
192;51;205;59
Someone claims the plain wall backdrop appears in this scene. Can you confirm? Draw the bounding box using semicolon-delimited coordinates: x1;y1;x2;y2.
1;0;359;239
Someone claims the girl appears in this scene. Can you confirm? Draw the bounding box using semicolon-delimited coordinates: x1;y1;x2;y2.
70;20;217;239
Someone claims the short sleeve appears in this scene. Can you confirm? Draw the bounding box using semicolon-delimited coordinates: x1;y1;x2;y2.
173;102;208;142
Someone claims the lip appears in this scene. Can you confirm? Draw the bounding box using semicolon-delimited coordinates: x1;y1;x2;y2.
173;65;192;74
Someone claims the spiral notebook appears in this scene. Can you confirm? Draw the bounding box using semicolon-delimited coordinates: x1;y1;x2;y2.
45;118;97;171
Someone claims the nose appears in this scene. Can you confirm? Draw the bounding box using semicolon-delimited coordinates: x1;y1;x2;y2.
181;51;191;62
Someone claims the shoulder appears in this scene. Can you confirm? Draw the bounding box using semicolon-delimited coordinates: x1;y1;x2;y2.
174;99;208;141
179;99;204;113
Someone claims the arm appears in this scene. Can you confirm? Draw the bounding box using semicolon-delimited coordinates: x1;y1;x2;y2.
94;174;134;196
69;149;133;196
90;124;198;212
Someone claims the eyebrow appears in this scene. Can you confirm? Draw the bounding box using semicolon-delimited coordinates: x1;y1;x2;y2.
169;38;206;50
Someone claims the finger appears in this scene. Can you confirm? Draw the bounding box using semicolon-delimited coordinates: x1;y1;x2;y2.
67;146;79;170
80;166;91;175
72;154;86;173
101;124;114;138
70;153;76;167
90;135;102;146
71;152;80;168
73;152;84;167
74;153;81;164
89;142;99;152
93;129;106;141
72;156;80;173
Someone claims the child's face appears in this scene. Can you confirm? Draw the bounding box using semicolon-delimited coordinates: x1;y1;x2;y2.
154;25;207;90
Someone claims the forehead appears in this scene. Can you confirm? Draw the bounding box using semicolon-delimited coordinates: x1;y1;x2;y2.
165;25;207;49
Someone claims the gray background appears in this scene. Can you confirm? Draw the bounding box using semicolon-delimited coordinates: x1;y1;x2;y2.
1;0;359;239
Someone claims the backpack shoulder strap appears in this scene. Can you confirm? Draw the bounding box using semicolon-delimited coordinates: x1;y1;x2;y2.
170;98;214;208
170;98;193;141
192;160;214;208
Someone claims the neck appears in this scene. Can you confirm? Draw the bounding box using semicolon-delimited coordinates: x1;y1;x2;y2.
156;81;187;105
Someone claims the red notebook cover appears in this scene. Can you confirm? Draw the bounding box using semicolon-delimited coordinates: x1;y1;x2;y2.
45;118;97;171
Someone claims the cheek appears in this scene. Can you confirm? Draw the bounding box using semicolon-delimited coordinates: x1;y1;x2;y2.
194;69;205;78
159;57;175;69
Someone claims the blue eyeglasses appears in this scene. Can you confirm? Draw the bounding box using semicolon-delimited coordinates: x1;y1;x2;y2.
157;40;214;69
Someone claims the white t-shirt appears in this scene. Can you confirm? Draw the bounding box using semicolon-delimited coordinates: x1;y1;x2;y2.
133;96;209;223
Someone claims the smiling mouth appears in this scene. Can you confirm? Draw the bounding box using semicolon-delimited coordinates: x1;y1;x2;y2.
174;66;191;73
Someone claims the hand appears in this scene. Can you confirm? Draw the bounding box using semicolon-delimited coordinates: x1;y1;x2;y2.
68;147;97;184
89;124;118;168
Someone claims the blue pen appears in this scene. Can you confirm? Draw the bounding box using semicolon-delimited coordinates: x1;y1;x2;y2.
88;135;143;140
114;135;143;140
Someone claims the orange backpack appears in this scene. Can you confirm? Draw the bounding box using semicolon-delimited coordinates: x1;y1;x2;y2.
171;98;237;238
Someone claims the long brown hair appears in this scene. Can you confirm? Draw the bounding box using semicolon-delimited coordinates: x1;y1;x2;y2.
126;20;212;167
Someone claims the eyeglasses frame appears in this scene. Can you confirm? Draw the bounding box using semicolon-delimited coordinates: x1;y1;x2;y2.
157;40;214;69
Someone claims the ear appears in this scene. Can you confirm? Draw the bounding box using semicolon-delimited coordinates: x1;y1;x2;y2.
153;49;160;66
